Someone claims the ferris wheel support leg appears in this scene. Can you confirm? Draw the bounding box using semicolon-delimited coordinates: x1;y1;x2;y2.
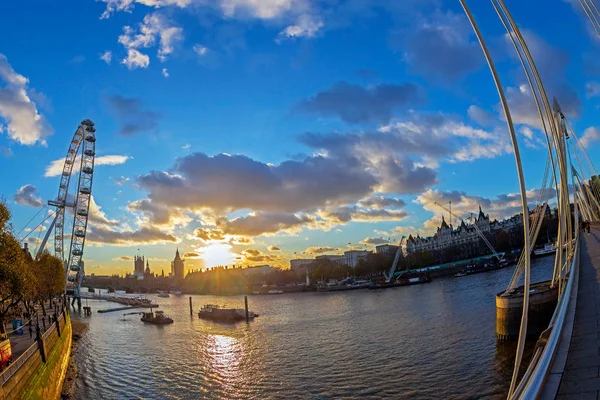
36;213;58;259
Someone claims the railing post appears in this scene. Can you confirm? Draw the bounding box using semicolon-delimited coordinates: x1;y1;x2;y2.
35;322;46;363
54;312;60;338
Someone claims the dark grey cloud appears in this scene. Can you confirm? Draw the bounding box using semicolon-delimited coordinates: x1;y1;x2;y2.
295;81;423;124
358;196;406;209
107;94;162;135
128;198;174;225
14;184;43;207
357;69;379;79
219;212;314;236
395;11;483;82
501;30;581;126
377;156;438;194
138;152;377;213
299;128;451;159
87;225;177;246
321;206;409;224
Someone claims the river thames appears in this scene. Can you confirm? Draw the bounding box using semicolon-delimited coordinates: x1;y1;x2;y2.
71;257;554;400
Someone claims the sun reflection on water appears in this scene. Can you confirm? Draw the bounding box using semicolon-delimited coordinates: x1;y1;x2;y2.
206;334;242;393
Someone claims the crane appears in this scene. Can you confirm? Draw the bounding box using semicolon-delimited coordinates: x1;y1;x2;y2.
433;202;504;262
383;243;404;283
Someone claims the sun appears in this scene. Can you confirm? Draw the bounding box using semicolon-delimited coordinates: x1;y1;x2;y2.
202;243;236;269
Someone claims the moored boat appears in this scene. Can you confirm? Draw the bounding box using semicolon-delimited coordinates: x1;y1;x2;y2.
533;243;556;257
317;278;373;292
141;310;173;325
170;289;183;295
198;304;258;321
369;275;431;290
157;291;170;298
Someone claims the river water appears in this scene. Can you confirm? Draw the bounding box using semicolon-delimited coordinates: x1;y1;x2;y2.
72;258;554;400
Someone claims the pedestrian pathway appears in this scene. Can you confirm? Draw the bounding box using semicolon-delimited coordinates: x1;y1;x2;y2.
557;224;600;399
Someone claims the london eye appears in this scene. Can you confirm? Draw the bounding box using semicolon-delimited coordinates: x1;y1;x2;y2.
35;119;97;301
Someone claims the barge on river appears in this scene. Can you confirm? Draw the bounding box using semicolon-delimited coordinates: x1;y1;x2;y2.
198;304;259;322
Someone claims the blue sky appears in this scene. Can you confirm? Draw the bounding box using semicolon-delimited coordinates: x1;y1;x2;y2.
1;0;599;275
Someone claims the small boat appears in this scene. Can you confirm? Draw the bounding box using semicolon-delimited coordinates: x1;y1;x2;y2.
533;243;556;257
170;289;183;296
267;290;283;295
157;291;170;298
198;304;258;322
141;310;173;325
454;271;467;277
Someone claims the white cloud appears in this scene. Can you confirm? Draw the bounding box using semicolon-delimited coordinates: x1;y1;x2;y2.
100;50;113;64
89;195;120;226
100;0;191;19
580;126;600;148
118;13;183;66
0;54;51;145
45;155;130;177
218;0;310;20
193;44;208;56
162;68;169;77
122;49;150;69
277;14;323;42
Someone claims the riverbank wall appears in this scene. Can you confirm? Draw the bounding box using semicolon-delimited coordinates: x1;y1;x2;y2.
0;311;72;400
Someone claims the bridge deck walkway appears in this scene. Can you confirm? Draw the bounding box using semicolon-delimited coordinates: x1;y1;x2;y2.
557;225;600;399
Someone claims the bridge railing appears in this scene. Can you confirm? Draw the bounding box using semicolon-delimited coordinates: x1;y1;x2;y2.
510;236;580;399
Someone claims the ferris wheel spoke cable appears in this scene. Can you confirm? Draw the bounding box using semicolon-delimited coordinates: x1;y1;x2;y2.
19;210;55;242
15;204;47;239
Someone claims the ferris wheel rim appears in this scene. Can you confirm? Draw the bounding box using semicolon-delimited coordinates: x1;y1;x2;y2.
50;119;96;296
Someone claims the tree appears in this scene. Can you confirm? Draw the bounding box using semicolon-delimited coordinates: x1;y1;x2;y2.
34;251;65;306
0;202;35;334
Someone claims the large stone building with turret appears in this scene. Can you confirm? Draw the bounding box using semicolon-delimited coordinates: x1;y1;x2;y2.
133;254;145;280
403;206;522;256
171;248;185;281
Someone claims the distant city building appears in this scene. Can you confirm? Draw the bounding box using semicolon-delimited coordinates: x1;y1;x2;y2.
171;248;185;281
290;259;314;273
144;260;154;280
375;244;399;255
403;206;522;255
243;265;275;276
133;255;145;280
343;250;371;268
315;254;345;264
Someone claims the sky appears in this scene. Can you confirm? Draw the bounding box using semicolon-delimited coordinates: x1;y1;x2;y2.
1;0;599;276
